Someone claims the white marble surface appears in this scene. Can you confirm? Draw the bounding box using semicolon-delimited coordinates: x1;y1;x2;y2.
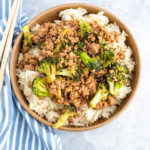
22;0;149;149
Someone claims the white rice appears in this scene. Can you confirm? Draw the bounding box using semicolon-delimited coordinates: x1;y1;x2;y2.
17;8;135;126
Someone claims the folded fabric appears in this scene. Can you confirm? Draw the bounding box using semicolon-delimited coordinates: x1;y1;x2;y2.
0;0;62;149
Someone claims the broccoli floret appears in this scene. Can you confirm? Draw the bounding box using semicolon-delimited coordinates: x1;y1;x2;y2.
53;41;66;54
106;71;117;94
76;41;84;49
56;57;67;70
53;28;69;54
32;77;51;98
70;66;81;82
56;68;80;82
89;83;108;109
53;104;77;129
38;41;44;50
56;68;73;78
56;58;82;82
74;59;83;75
53;28;70;53
22;25;32;46
113;74;128;96
74;49;83;56
106;65;129;95
78;21;93;39
97;31;105;43
80;52;101;72
70;59;83;81
73;41;84;55
38;57;60;83
66;40;73;48
100;48;115;68
110;62;130;74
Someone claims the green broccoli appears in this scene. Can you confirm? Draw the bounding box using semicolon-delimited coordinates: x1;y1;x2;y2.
22;25;32;46
89;83;108;109
78;20;93;39
38;57;60;83
53;104;77;129
80;52;101;72
106;71;117;94
56;68;74;78
56;58;82;82
74;49;83;56
97;31;105;43
38;41;44;50
76;41;84;49
106;65;129;96
100;48;115;68
73;41;84;56
32;77;51;98
53;28;70;54
56;68;80;82
110;62;130;74
53;41;66;54
113;74;128;96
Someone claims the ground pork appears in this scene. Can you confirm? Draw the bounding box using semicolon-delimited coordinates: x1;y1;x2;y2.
18;53;38;71
21;46;31;54
117;50;125;60
36;25;48;38
87;43;100;56
31;35;41;44
94;101;107;110
107;96;116;106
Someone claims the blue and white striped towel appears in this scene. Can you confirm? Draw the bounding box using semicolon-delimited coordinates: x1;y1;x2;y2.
0;0;62;149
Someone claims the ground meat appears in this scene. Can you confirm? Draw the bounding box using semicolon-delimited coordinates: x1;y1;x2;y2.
49;79;61;97
43;38;54;51
36;25;48;38
44;22;55;30
57;109;63;116
69;99;81;108
25;64;35;70
79;85;89;97
18;53;38;71
31;35;41;44
67;19;80;30
21;46;31;54
94;101;107;110
100;25;119;44
117;50;125;60
68;117;73;123
95;69;107;78
87;43;100;56
107;96;116;106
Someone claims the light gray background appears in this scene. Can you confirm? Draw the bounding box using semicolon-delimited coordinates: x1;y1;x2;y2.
23;0;149;150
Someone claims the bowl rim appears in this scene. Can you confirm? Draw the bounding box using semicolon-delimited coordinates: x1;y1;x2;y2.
10;3;141;132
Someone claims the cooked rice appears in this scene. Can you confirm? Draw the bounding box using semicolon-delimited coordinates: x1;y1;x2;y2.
16;8;135;126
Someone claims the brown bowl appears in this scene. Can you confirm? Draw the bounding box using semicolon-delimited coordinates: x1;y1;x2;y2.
10;3;141;132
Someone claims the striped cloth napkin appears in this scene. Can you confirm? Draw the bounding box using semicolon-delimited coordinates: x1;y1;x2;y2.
0;0;62;149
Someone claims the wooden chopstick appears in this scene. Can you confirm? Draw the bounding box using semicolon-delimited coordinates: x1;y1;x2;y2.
0;0;18;61
0;0;20;95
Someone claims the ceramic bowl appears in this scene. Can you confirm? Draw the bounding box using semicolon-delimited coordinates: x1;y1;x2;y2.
10;3;141;131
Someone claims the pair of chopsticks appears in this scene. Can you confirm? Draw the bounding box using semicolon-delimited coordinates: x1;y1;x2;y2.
0;0;20;95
